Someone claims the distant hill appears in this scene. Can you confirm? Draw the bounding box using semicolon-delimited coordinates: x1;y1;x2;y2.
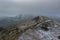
0;14;34;27
48;16;60;22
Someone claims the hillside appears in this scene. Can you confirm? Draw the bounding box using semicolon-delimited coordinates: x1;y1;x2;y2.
0;16;60;40
17;16;60;40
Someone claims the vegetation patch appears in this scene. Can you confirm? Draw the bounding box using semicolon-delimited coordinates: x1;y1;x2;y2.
32;16;40;22
58;36;60;39
0;27;4;31
41;27;49;31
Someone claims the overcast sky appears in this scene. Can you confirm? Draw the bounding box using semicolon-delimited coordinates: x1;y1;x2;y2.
0;0;60;17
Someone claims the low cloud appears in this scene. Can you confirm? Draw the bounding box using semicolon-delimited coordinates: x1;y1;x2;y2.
0;0;60;17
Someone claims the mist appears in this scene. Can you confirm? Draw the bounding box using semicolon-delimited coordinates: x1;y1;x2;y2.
0;0;60;17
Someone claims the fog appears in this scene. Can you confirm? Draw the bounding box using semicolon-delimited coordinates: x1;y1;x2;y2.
0;0;60;17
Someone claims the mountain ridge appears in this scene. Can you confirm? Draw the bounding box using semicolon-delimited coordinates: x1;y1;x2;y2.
0;16;60;40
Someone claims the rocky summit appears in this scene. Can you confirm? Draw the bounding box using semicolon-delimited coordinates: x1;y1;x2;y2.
0;16;60;40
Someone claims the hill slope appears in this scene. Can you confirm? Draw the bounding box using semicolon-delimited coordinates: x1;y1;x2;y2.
0;16;60;40
17;16;60;40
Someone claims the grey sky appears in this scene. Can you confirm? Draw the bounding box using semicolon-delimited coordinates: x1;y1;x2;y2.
0;0;60;17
